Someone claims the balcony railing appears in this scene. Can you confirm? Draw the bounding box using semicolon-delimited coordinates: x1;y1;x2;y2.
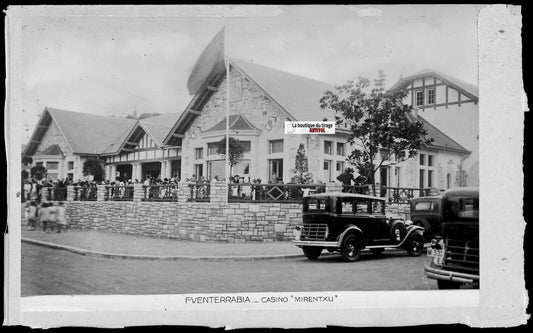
188;184;210;202
43;187;68;201
105;185;134;201
228;183;325;203
143;184;180;201
341;185;371;195
73;186;97;201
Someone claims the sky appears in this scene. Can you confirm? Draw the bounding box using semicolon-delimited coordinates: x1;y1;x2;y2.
18;5;482;142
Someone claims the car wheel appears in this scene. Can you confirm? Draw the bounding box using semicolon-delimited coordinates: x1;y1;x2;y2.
340;234;361;262
437;279;462;289
370;248;384;256
391;224;406;244
302;247;322;260
406;232;424;256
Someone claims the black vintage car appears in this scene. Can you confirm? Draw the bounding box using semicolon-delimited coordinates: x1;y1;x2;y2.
424;187;479;289
293;192;425;262
409;195;444;241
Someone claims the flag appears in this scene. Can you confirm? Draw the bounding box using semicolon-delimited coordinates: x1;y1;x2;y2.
187;27;226;95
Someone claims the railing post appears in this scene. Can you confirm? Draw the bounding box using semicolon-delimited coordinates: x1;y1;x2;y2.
133;184;143;202
96;185;106;201
67;185;75;202
210;180;227;204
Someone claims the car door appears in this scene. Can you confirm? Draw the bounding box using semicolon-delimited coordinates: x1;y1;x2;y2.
352;198;373;241
370;199;390;243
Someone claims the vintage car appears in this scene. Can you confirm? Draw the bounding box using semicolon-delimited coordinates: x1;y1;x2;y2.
424;187;479;289
293;192;425;262
409;195;444;241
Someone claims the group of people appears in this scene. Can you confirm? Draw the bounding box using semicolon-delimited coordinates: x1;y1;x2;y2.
24;200;68;233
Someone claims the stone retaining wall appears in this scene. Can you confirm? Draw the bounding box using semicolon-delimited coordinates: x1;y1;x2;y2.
64;182;410;242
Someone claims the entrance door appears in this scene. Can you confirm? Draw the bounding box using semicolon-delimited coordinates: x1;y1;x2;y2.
268;159;283;182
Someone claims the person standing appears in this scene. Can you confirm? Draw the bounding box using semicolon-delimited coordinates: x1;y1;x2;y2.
55;202;67;233
337;168;355;192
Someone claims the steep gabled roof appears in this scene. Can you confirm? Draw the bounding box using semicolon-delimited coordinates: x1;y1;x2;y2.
23;107;137;156
140;112;183;146
204;115;260;133
390;69;478;100
163;58;337;145
415;114;470;154
39;144;64;156
231;58;337;122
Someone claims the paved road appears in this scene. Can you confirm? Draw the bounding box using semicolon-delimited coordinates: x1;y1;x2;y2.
22;243;438;296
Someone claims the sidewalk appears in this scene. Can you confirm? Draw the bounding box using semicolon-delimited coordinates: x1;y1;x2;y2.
21;228;303;261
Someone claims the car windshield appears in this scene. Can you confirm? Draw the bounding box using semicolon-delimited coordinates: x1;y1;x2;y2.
414;201;434;211
444;196;479;221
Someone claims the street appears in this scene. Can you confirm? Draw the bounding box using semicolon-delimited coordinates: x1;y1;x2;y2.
22;243;438;296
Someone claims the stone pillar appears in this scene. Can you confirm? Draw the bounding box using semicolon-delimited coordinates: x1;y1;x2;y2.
132;163;138;182
105;165;111;181
160;161;166;180
177;182;190;203
210;180;228;204
67;185;75;202
136;163;143;182
133;183;144;202
110;165;117;182
164;161;172;179
96;185;106;202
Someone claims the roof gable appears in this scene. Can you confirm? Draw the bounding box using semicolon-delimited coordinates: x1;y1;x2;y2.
39;144;64;156
417;114;469;153
24;108;138;156
390;69;478;100
204;115;260;133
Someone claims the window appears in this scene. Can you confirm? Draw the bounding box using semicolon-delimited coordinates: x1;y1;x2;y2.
428;88;435;104
419;154;425;166
207;142;220;156
324;141;332;155
238;141;251;153
336;142;345;156
414;201;434;211
194;164;203;178
46;161;59;170
339;198;354;213
195;148;204;160
446;173;451;189
269;140;283;154
371;201;384;214
67;173;73;181
419;169;425;188
233;160;250;175
336;161;344;172
427;155;434;167
428;170;434;187
355;200;369;214
68;161;74;170
268;159;283;182
323;161;329;170
304;197;329;212
416;90;424;106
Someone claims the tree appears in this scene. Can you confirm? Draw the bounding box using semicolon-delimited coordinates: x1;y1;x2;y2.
293;143;312;184
320;71;434;196
30;164;47;181
83;158;104;181
217;136;245;178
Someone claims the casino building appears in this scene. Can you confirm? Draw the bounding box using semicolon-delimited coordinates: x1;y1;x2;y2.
23;58;476;191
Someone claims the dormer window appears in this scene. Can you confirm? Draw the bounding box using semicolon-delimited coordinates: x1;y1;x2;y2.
415;90;424;106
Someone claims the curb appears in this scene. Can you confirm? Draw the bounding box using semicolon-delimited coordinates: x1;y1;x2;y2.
21;237;304;262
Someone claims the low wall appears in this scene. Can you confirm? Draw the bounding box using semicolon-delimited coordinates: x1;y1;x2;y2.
64;182;410;242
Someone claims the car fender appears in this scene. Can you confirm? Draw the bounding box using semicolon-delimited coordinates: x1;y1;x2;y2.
396;225;425;247
336;225;364;246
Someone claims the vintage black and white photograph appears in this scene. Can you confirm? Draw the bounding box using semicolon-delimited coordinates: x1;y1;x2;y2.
5;4;527;328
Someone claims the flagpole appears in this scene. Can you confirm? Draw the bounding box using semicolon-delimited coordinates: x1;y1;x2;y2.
225;22;230;203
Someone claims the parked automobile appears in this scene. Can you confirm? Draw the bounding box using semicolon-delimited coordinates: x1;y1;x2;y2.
409;195;443;241
424;187;479;289
293;192;425;262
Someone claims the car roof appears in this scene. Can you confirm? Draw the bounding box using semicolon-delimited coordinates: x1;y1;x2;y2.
443;187;479;199
306;191;385;201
